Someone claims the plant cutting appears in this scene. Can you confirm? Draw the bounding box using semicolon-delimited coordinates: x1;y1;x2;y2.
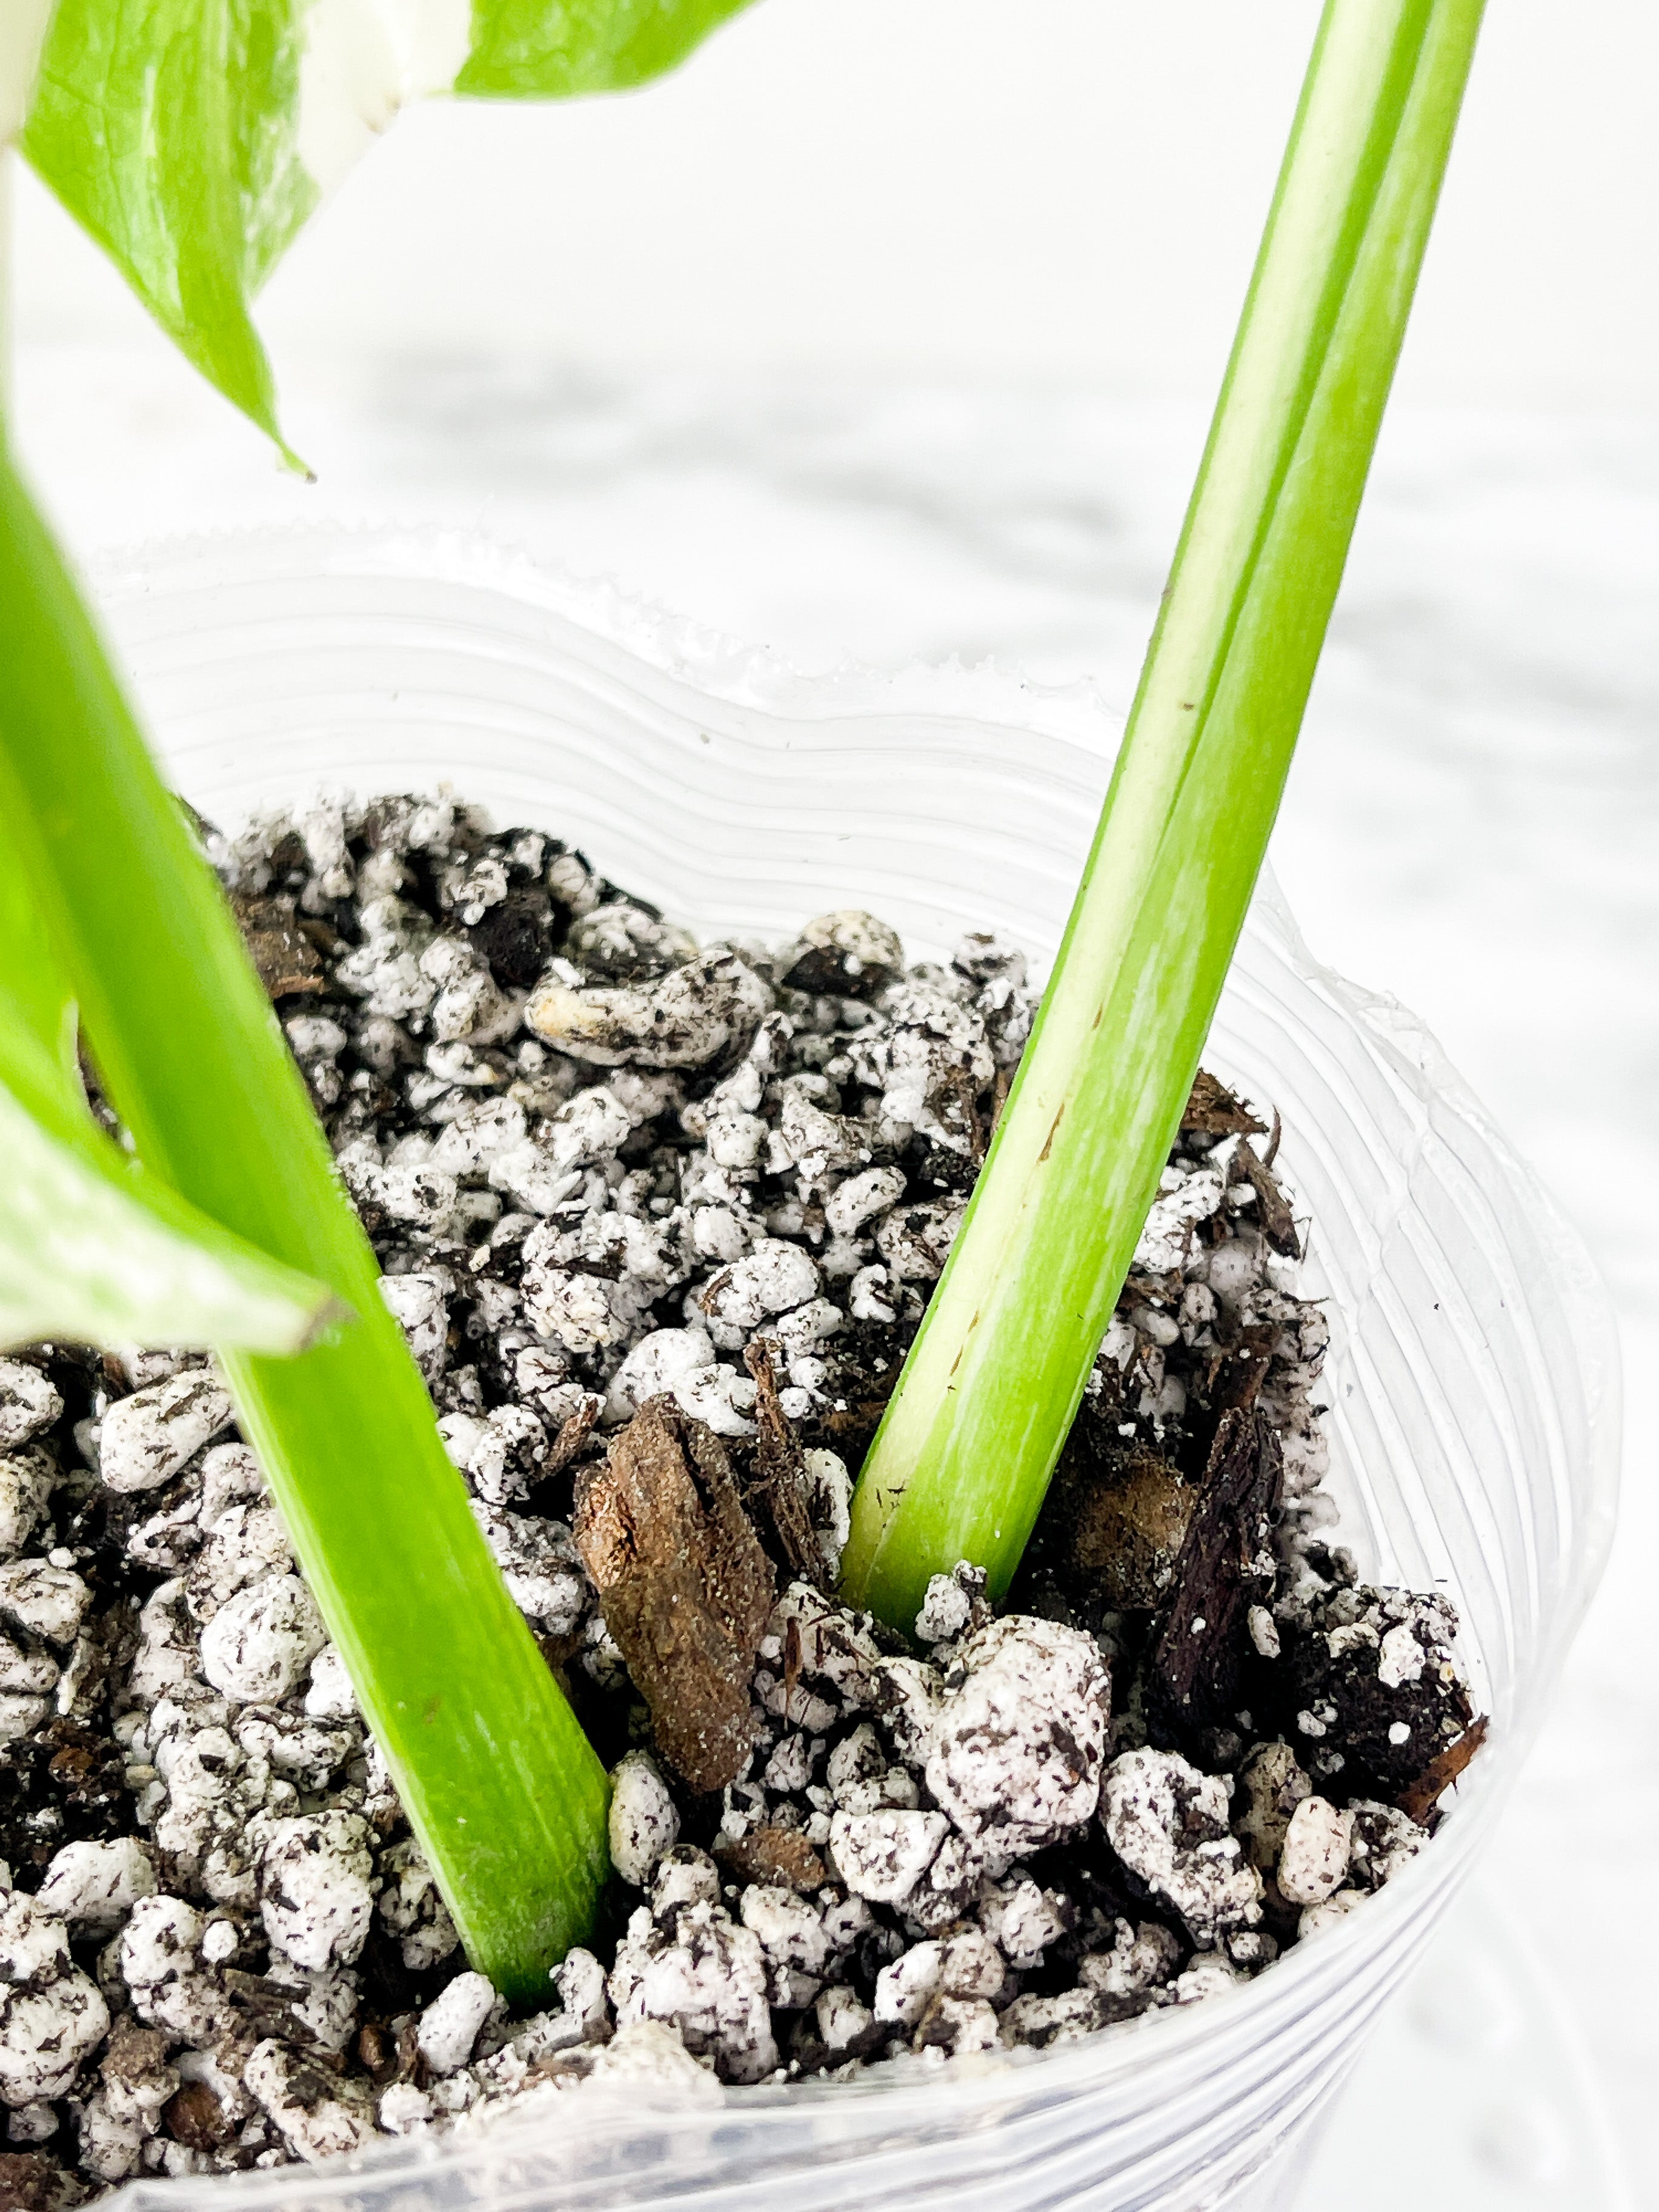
0;0;1589;2202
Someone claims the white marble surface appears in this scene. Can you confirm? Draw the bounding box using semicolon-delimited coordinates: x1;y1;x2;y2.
14;343;1657;2205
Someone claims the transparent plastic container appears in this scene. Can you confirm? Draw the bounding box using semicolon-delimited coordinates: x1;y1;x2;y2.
91;527;1620;2212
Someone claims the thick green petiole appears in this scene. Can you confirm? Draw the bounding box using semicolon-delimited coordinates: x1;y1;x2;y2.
0;441;610;1999
842;0;1486;1630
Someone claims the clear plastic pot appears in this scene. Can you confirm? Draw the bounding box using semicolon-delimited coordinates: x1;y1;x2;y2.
92;527;1619;2212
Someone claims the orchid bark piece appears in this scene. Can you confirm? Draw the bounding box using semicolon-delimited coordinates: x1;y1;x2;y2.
0;440;610;1998
842;0;1488;1630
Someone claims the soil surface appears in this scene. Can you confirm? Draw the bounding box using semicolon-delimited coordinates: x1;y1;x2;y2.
0;795;1480;2197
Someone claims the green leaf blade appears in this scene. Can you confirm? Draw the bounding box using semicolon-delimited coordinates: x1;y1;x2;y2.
20;0;314;461
20;0;761;450
842;0;1488;1632
0;439;611;1995
456;0;759;96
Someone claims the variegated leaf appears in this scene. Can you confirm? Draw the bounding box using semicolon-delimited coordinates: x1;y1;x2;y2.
20;0;759;454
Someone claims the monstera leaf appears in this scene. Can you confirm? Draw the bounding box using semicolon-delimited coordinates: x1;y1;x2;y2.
16;0;757;459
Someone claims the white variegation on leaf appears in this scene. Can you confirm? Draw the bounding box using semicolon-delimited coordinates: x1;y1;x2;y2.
296;0;473;201
0;0;53;143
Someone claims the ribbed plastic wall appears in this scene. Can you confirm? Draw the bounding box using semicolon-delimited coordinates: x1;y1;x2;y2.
91;529;1619;2212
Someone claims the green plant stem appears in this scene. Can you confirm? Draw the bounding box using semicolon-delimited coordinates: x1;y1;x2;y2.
842;0;1486;1631
0;440;610;1999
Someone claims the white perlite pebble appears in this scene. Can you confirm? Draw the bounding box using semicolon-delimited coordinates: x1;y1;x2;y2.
245;2039;376;2162
553;1947;613;2041
802;1449;853;1579
97;1372;234;1493
377;1840;460;1975
1232;1740;1312;1872
914;1573;972;1646
0;1449;55;1561
0;1893;68;1986
527;951;771;1071
119;1896;213;2037
1132;1165;1225;1275
124;1907;238;2045
379;1272;451;1381
608;1896;777;2084
923;1616;1108;1867
1079;1918;1183;1999
1277;1796;1355;1905
816;1985;875;2053
1297;1888;1366;1941
1347;1801;1427;1890
939;1926;1005;2001
739;1885;830;2006
417;1971;497;2075
377;2081;433;2136
1169;1952;1248;2007
608;1752;680;1887
304;1646;358;1720
35;1838;156;1930
0;1364;61;1453
828;1809;948;1904
1377;1622;1426;1689
920;1995;1000;2056
986;1879;1071;1971
0;1892;110;2106
187;1497;293;1622
259;1812;375;1970
603;1329;753;1438
0;1559;91;1647
1100;1748;1263;1945
0;1689;50;1751
201;1921;238;1965
199;1572;327;1702
873;1942;943;2025
697;1240;821;1349
587;2019;721;2096
1246;1604;1282;1659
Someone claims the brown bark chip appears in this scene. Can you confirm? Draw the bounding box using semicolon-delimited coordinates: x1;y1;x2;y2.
716;1826;830;1893
1200;1321;1282;1421
1052;1441;1196;1612
0;2158;85;2212
742;1341;825;1586
164;2082;234;2153
1229;1141;1301;1260
1146;1409;1282;1749
1398;1715;1489;1827
545;1397;602;1481
230;892;325;1000
573;1401;776;1793
101;2016;170;2096
1180;1071;1266;1140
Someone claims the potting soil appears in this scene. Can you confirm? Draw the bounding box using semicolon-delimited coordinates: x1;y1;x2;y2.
0;794;1479;2196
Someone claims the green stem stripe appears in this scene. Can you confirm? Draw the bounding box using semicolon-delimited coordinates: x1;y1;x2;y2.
842;0;1487;1630
0;443;609;1999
